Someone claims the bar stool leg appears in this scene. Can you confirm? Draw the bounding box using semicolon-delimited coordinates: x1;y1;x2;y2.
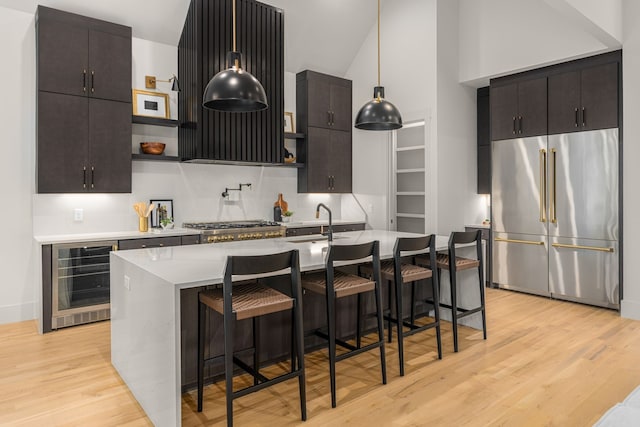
395;275;405;376
432;276;442;359
197;299;205;412
356;293;362;349
293;304;307;420
410;281;416;326
374;279;388;385
478;265;487;340
450;268;459;353
387;281;393;343
224;311;235;427
326;290;338;408
253;317;260;386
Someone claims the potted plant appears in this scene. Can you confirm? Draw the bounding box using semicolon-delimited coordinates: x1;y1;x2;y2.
160;217;174;229
282;211;294;223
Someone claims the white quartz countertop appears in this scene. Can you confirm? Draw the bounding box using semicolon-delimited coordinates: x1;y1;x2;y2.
465;224;491;229
34;228;201;245
112;230;449;289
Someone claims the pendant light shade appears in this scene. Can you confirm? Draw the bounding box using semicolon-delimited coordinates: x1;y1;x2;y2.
354;0;402;131
202;0;268;112
354;86;402;130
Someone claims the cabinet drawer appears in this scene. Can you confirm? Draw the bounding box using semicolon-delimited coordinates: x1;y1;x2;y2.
333;223;365;233
181;235;201;245
465;227;490;240
286;227;322;237
118;236;182;250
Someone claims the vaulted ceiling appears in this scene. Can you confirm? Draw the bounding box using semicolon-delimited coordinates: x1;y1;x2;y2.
0;0;377;77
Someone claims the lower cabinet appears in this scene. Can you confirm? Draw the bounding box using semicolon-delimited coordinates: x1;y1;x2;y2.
285;223;365;237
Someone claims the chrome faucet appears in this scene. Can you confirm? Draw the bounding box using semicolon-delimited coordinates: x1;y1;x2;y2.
316;203;333;242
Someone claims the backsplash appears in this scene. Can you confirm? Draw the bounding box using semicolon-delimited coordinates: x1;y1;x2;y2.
32;161;352;236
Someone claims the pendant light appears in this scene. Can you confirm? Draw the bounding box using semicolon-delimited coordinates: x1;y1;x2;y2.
202;0;268;112
354;0;402;130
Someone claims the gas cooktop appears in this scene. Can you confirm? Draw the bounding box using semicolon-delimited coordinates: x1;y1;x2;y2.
182;220;281;230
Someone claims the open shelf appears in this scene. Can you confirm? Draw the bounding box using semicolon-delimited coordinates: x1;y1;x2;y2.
396;145;425;152
132;116;179;127
396;213;426;219
397;168;426;174
284;132;305;139
132;154;180;162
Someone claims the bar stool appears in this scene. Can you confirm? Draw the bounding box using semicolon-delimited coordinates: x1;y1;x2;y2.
197;250;306;427
360;235;441;376
417;230;486;352
302;240;386;408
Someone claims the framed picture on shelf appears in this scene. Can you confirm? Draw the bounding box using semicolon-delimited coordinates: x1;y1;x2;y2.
284;112;295;133
133;89;170;119
150;199;173;228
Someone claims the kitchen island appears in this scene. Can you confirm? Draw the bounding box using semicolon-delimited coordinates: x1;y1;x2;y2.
110;230;483;426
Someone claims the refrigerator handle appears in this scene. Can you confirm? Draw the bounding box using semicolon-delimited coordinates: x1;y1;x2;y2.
539;148;547;223
550;148;557;224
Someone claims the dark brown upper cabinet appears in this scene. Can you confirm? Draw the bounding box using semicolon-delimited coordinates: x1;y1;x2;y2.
36;6;132;194
302;71;352;132
548;62;619;134
477;87;490;194
490;77;547;141
178;0;284;164
37;7;131;103
296;71;352;193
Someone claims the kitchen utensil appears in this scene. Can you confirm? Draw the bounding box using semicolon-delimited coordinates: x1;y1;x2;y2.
145;203;155;218
274;193;288;212
140;142;166;155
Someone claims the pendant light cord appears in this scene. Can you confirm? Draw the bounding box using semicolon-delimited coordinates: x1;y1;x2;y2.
233;0;237;51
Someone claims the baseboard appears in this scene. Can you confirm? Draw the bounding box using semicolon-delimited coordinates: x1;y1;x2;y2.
621;299;640;321
0;301;35;325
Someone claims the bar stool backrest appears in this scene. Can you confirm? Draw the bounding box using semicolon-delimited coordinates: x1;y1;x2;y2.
223;250;302;308
448;230;483;273
326;241;381;288
394;234;437;279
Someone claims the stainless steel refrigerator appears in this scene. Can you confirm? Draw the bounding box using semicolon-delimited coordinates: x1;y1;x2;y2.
492;129;619;309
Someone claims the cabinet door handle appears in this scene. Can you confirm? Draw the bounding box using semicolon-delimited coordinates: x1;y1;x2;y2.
582;107;586;127
512;117;516;134
83;69;87;92
331;111;335;126
91;166;95;189
91;70;95;93
539;149;546;223
328;176;331;189
141;244;147;248
574;108;579;127
159;244;164;247
518;116;523;134
327;111;331;126
83;166;87;189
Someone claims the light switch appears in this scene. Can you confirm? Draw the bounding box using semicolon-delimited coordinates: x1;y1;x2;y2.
73;208;84;222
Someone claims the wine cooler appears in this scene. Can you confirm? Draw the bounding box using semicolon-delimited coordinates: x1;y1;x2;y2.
51;241;117;329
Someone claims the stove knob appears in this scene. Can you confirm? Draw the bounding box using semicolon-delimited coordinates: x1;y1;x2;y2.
229;235;235;241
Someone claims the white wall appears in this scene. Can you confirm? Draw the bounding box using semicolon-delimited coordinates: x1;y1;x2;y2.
347;0;484;234
436;0;484;234
0;7;36;323
458;0;610;85
621;0;640;319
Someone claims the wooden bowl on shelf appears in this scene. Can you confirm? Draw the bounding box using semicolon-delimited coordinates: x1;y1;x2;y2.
140;142;166;155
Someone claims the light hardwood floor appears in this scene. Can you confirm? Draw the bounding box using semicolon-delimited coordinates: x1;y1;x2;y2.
2;289;640;426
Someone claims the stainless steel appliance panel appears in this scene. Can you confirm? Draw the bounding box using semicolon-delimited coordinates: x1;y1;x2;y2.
547;129;618;241
492;232;549;296
492;136;548;236
549;236;619;308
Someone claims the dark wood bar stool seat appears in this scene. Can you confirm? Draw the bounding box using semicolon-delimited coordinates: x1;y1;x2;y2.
360;235;442;376
416;230;486;352
302;241;386;408
197;250;306;427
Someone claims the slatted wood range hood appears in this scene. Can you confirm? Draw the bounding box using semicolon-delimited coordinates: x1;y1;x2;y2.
178;0;285;165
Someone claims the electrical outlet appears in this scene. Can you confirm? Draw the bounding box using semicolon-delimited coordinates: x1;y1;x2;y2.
73;208;84;222
124;275;131;291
